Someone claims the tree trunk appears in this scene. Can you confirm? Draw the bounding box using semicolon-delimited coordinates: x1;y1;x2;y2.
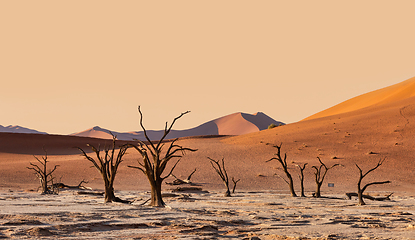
41;172;48;194
300;181;305;197
288;175;297;197
357;177;365;205
41;164;48;194
357;189;365;205
150;180;165;207
104;186;116;203
315;183;322;198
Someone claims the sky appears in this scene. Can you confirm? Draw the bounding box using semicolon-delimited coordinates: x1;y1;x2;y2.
1;1;415;135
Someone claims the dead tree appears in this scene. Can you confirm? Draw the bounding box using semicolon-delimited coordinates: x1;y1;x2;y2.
27;147;59;194
128;106;197;207
296;163;308;197
355;158;390;205
78;135;129;203
53;180;91;190
232;177;241;194
266;143;297;197
312;157;340;198
346;192;393;201
208;157;234;197
168;168;197;185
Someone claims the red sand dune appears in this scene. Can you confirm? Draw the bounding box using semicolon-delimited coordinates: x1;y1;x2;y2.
1;78;415;195
304;76;415;121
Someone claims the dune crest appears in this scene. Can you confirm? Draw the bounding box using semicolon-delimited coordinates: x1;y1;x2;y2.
0;125;48;135
71;112;284;140
71;126;114;140
304;76;415;121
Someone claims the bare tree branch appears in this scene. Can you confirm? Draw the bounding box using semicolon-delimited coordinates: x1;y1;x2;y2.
78;135;129;203
266;143;297;197
208;157;232;197
129;106;197;207
355;158;390;205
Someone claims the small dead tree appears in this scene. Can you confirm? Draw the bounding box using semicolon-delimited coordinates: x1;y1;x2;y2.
169;168;197;185
208;157;238;197
232;177;241;194
27;147;59;194
312;157;340;198
266;143;297;197
53;180;91;190
356;158;390;205
128;106;197;207
78;135;129;203
296;163;308;197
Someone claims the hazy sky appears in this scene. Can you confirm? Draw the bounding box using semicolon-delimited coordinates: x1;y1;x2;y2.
2;1;415;135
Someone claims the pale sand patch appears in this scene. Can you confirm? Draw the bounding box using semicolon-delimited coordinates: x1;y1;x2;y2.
0;189;414;239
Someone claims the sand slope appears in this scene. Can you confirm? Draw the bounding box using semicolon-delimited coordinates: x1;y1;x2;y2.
304;76;415;121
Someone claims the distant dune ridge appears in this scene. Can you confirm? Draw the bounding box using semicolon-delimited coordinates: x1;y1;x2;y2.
0;125;47;135
70;112;284;140
304;76;415;121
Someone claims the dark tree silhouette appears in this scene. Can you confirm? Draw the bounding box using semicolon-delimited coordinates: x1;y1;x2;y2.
27;147;59;194
296;163;308;197
128;106;197;207
356;158;390;205
312;157;340;198
266;143;297;197
232;177;241;194
78;135;129;203
208;157;239;197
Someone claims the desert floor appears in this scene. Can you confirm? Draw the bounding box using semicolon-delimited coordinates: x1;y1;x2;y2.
0;188;414;239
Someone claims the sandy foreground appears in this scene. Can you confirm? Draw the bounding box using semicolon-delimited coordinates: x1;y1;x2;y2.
0;188;414;239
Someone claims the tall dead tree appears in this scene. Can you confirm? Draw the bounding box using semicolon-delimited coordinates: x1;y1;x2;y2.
208;157;239;197
356;158;390;205
312;157;340;198
128;106;197;207
27;147;59;194
296;163;308;197
78;135;129;203
266;143;297;197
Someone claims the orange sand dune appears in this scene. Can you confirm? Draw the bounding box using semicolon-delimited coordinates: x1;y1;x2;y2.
2;81;415;194
304;76;415;121
213;112;260;135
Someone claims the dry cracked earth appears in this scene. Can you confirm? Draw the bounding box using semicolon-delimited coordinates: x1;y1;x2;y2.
0;189;414;239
